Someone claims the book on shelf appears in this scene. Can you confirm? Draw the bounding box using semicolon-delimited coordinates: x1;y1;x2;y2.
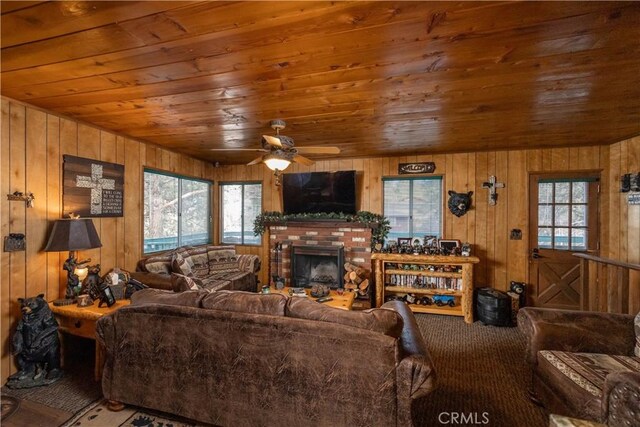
384;274;464;291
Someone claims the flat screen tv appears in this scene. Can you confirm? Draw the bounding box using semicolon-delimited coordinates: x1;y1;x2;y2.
282;171;357;215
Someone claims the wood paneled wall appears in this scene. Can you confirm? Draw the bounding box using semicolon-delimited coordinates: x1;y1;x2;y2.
0;98;215;383
1;95;638;385
215;138;640;305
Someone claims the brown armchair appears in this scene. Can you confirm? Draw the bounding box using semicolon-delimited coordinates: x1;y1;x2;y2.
517;307;639;427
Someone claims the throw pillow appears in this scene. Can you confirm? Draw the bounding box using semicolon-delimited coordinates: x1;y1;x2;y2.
170;273;201;292
171;253;193;277
635;311;640;357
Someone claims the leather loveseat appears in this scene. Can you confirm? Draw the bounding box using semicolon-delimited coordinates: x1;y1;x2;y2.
518;307;640;427
97;289;436;427
130;244;260;293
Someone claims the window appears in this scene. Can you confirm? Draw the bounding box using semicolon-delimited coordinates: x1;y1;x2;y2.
383;177;442;242
143;169;211;254
537;179;594;250
220;182;262;245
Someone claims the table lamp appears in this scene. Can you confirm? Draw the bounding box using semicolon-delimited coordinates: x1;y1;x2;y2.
44;218;102;306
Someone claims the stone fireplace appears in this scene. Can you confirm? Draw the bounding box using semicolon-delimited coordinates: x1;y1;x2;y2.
291;245;344;288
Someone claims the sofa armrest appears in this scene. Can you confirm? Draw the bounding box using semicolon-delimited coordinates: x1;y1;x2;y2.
129;271;172;291
96;314;116;396
237;254;261;274
381;301;436;426
602;371;640;427
518;308;635;365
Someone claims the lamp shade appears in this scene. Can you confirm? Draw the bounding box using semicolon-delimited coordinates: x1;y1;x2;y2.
44;218;102;252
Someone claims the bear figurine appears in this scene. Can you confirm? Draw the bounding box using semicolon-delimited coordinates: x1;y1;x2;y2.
6;294;62;388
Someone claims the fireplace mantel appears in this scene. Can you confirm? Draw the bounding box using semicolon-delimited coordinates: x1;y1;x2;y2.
265;220;377;229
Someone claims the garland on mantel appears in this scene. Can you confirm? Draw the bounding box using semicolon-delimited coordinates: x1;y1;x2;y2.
253;211;391;249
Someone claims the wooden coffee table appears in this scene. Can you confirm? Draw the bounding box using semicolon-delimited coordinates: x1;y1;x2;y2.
269;286;356;310
49;299;130;381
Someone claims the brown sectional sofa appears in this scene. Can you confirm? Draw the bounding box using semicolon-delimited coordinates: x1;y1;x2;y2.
97;289;436;427
130;244;260;293
518;307;640;427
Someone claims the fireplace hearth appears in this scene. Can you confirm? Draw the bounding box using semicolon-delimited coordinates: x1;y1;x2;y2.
291;245;344;288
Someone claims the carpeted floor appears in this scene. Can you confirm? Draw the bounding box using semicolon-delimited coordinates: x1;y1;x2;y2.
1;313;547;426
416;314;547;426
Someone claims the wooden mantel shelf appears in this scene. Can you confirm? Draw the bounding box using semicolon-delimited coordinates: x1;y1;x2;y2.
266;220;377;229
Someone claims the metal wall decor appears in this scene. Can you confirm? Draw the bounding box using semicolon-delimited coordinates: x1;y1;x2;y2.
398;162;436;174
63;155;124;217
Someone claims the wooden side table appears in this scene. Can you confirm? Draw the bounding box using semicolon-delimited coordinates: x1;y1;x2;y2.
49;299;130;381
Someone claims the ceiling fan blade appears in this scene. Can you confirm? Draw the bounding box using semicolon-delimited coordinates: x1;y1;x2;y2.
295;146;341;154
262;135;283;148
247;156;265;166
293;154;315;166
208;148;268;152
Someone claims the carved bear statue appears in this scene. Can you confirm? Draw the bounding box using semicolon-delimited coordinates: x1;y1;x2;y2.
447;191;473;217
7;294;62;388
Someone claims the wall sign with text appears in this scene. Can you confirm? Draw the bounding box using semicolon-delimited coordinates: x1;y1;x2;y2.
63;155;124;217
398;162;436;174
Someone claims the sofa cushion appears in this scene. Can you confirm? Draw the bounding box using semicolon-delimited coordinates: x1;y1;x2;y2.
171;273;201;292
130;288;208;308
537;350;640;420
175;246;209;278
286;297;403;338
141;253;173;275
634;311;640;357
201;290;287;316
207;245;239;274
171;253;193;277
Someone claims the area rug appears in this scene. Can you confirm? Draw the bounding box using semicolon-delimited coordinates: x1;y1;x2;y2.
60;399;210;427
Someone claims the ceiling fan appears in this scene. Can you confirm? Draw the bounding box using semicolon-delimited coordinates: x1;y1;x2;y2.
209;120;340;183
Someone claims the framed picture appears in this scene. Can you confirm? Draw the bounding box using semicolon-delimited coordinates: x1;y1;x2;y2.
424;235;438;247
438;239;460;252
397;237;412;246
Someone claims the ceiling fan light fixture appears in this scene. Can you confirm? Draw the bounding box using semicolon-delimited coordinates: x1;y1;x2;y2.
263;154;291;171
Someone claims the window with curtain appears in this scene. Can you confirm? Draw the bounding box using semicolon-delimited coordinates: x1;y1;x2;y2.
220;182;262;245
143;169;211;254
383;177;442;242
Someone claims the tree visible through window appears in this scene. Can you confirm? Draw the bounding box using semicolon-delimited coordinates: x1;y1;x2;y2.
221;183;262;245
383;177;442;242
143;170;211;253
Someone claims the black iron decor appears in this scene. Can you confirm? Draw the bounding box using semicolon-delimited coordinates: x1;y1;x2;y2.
7;295;62;389
398;162;436;175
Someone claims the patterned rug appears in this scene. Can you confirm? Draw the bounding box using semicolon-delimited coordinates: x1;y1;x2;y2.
61;399;210;427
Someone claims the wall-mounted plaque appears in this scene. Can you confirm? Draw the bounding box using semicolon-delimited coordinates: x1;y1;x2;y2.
398;162;436;174
63;155;124;217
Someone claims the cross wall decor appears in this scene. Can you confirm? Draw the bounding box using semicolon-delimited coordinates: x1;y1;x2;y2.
63;155;124;217
481;175;505;206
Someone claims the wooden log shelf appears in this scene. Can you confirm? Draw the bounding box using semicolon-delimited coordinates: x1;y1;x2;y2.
372;253;479;323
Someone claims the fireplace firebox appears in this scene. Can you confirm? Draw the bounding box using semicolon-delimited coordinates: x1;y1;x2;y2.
290;245;344;288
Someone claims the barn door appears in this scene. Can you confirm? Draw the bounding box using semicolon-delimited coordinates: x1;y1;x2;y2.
528;173;599;309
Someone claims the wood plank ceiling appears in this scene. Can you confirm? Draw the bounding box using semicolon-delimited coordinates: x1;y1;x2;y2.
2;1;639;165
